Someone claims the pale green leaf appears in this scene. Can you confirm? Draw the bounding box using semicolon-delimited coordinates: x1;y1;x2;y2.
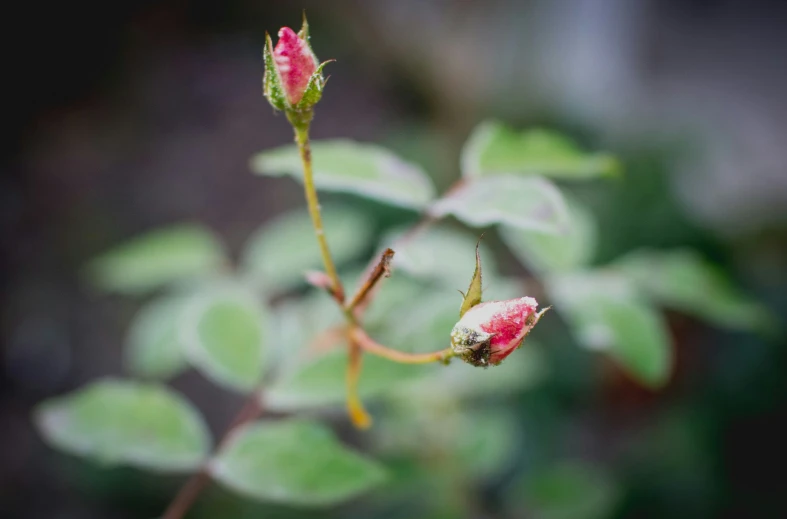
182;289;268;392
269;291;345;371
376;405;520;480
267;291;457;411
511;462;620;519
462;121;619;179
383;226;500;289
211;420;386;506
429;176;571;233
34;379;210;472
546;271;672;388
455;409;521;478
598;299;672;388
374;291;461;353
86;225;225;295
125;295;189;379
355;272;428;328
501;196;597;275
266;349;432;411
614;249;771;331
241;206;375;292
251;140;436;209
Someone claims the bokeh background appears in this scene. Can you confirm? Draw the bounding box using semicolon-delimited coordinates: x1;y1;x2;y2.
3;0;787;518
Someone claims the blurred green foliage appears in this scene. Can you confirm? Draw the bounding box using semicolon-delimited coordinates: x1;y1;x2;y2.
33;119;778;518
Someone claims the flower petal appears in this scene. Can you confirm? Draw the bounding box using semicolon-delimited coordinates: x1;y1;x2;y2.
273;27;318;105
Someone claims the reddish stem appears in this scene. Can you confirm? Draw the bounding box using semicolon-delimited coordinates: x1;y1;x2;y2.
161;394;263;519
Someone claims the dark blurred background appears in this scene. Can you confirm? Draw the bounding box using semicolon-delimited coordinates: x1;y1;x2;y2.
2;1;787;518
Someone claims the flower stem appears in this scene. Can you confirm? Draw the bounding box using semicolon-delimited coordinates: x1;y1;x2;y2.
295;124;345;303
291;123;457;430
346;337;372;429
350;327;454;365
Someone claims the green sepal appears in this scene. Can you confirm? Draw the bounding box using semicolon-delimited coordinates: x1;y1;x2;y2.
297;11;309;40
459;237;484;317
263;32;287;112
295;60;332;111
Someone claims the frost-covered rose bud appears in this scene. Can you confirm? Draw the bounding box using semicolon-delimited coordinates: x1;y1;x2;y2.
272;27;316;105
450;297;548;367
263;16;330;126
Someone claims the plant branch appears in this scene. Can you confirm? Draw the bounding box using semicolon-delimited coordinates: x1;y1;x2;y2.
161;393;264;519
347;248;394;313
290;122;463;431
346;336;372;429
350;327;454;365
295;124;345;303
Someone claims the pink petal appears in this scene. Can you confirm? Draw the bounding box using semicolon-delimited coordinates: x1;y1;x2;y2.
273;27;318;106
473;297;538;364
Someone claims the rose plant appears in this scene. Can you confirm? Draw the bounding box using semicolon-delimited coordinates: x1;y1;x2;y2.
32;14;771;519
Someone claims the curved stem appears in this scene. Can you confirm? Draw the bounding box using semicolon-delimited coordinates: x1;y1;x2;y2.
346;336;372;429
295;125;345;303
350;327;453;365
161;393;264;519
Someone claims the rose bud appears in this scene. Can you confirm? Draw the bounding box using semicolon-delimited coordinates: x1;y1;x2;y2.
450;297;548;367
263;16;331;126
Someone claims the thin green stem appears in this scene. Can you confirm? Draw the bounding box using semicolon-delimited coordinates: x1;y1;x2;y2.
346;335;372;429
295;125;345;303
350;327;454;365
291;121;454;431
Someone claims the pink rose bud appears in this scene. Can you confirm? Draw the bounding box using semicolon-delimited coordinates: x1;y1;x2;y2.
272;27;317;106
450;297;548;367
263;16;330;122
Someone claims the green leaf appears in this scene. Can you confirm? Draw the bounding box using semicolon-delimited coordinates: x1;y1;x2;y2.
512;462;620;519
241;206;375;293
430;176;570;233
375;291;463;354
125;295;189;379
211;420;386;506
376;405;520;480
462;121;619;179
266;349;432;411
267;290;459;411
546;271;672;388
459;239;484;317
455;409;521;478
86;225;226;295
501;196;597;275
269;291;345;371
384;226;500;289
355;272;428;328
614;249;771;331
251;140;436;209
34;379;210;472
598;299;672;388
182;289;268;392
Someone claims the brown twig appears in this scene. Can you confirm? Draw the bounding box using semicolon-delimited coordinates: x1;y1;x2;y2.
161;393;264;519
347;248;394;313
